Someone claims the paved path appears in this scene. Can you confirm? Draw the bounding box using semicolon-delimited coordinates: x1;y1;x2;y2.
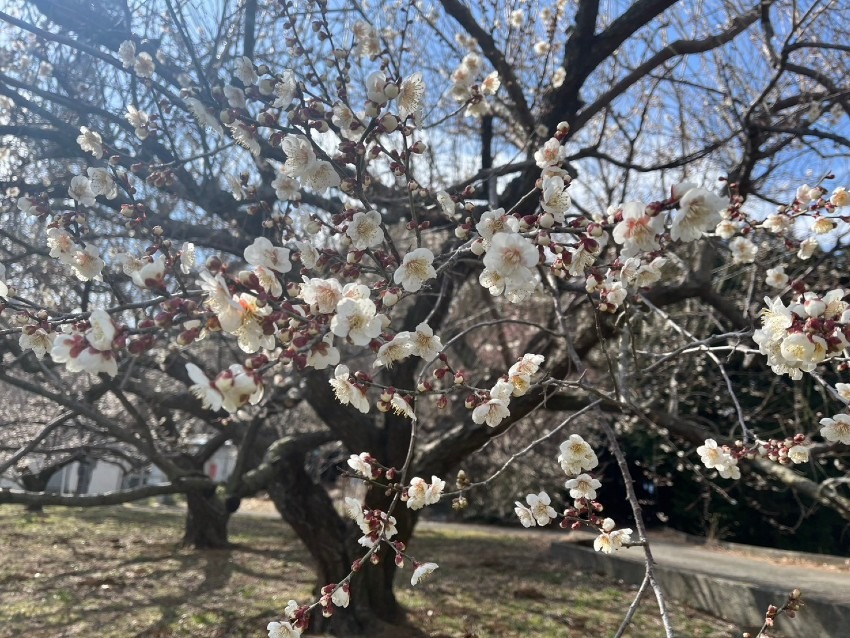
417;519;850;604
617;535;850;607
412;520;850;636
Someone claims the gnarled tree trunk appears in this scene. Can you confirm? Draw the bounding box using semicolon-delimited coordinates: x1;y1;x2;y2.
20;472;50;513
265;436;424;637
182;486;231;549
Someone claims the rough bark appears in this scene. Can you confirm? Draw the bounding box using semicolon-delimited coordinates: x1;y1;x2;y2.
263;434;424;637
182;486;231;549
19;472;50;513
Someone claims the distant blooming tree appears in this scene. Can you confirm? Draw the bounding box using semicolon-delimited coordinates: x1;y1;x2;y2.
1;0;850;636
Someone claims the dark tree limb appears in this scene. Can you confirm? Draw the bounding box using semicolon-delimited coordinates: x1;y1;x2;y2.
0;476;215;506
439;0;535;133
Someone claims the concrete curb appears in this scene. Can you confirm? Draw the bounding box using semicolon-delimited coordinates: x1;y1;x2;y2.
550;541;850;637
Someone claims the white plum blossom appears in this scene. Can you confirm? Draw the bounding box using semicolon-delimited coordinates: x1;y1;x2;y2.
406;476;445;510
228;122;260;155
86;310;116;350
234;56;258;86
482;232;538;296
332;102;359;137
281;135;318;178
507;353;545;396
51;314;118;377
533;41;550;56
788;445;810;464
796;183;823;203
77;126;103;159
552;66;566;88
760;214;791;234
389;394;416;420
68;176;96;206
352;21;380;58
830;186;849;207
329;364;369;413
330;297;382;346
594;526;633;554
229;293;274;353
0;262;7;297
347;453;374;478
301;160;340;193
118;40;136;68
394;248;436;292
558;434;599;476
540;175;571;219
244;237;292;274
134;52;155;78
130;254;167;290
186;97;223;133
797;237;818;260
365;70;389;104
293;241;319;270
19;326;55;359
475;208;519;245
410;562;438;586
524;491;557;526
374;333;413;368
47;228;75;264
186;363;224;412
305;333;340;370
836;383;850;402
223;85;246;109
347;211;385;250
180;242;196;274
670;187;726;242
272;70;297;108
534;138;565;168
208;364;265;413
331;585;350;609
267;621;301;638
87;168;117;199
765;265;789;288
273;173;300;201
471;393;510;428
71;245;105;281
729;236;758;264
52;333;118;376
514;501;535;528
715;219;738;239
612;202;664;258
299;277;343;314
696;439;741;479
408;322;442;361
436;191;455;217
125;105;149;137
565;473;602;501
199;271;243;332
481;71;500;96
254;267;284;300
819;414;850;444
398;72;425;119
620;257;666;289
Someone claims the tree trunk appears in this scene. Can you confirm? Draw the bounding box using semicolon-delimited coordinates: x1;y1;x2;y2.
20;473;49;513
182;488;231;549
265;438;425;637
